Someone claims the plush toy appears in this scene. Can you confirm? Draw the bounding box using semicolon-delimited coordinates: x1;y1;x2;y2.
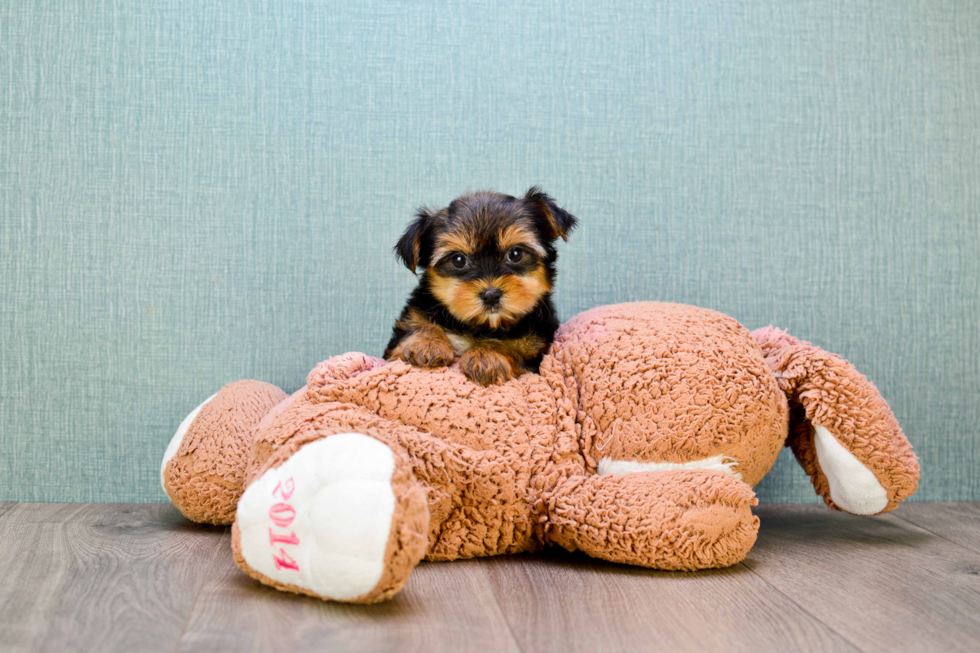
161;302;918;603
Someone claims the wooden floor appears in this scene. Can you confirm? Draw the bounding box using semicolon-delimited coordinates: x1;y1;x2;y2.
0;502;978;652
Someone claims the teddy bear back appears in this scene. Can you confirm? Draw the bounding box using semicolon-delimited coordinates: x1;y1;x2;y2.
298;352;584;481
543;302;789;486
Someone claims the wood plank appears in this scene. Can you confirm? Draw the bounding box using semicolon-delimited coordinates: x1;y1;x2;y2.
893;502;980;556
177;551;522;653
480;549;858;653
0;503;227;653
1;502;88;523
1;502;977;653
0;503;15;520
745;504;980;653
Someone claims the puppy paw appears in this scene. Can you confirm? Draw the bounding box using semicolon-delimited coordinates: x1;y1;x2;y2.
459;348;516;386
394;330;455;368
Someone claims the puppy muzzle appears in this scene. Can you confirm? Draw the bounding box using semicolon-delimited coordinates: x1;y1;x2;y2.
479;287;503;309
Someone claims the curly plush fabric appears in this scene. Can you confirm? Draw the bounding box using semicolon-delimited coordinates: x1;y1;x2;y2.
548;303;788;485
162;380;286;525
162;302;919;603
751;326;919;512
543;470;759;569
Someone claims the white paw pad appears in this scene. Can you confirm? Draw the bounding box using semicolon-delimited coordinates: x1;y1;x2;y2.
160;393;217;492
813;425;889;515
236;433;396;600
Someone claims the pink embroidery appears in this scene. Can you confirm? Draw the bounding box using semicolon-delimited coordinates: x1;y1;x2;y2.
272;548;300;571
268;478;301;571
273;478;295;500
269;502;296;528
268;528;301;546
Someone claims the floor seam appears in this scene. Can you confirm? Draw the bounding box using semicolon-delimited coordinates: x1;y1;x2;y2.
172;527;231;653
736;561;870;653
890;515;980;557
476;559;527;653
0;503;17;522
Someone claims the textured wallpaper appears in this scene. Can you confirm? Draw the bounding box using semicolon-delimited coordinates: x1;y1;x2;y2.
1;0;978;503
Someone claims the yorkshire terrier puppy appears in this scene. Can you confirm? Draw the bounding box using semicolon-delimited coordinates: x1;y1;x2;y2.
385;187;577;386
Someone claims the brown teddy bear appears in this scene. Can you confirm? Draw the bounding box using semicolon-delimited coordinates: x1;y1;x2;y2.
161;302;919;603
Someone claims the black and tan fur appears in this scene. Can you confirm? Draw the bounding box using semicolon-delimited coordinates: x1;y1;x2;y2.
385;188;577;385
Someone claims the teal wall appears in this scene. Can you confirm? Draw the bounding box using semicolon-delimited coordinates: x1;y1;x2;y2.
2;1;978;503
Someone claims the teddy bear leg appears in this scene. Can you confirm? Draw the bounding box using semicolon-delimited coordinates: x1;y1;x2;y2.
232;431;430;603
247;391;539;563
541;469;759;570
752;327;919;515
788;414;918;515
161;380;288;525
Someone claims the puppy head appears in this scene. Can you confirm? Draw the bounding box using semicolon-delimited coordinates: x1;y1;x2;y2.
395;187;577;329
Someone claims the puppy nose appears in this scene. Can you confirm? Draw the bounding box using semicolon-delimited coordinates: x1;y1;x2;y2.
480;287;503;307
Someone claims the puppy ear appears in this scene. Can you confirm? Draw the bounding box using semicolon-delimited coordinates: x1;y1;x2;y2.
524;187;578;241
394;208;434;274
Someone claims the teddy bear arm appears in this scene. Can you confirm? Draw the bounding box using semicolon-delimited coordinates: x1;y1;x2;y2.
540;470;759;570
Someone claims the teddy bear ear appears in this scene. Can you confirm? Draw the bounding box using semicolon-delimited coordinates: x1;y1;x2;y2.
524;187;578;241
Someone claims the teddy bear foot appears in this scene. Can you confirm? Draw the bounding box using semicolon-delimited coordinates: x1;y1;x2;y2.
161;380;288;525
160;392;217;491
232;432;430;603
811;425;889;515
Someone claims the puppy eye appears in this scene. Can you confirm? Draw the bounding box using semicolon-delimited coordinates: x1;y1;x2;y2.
507;248;524;263
451;254;467;269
